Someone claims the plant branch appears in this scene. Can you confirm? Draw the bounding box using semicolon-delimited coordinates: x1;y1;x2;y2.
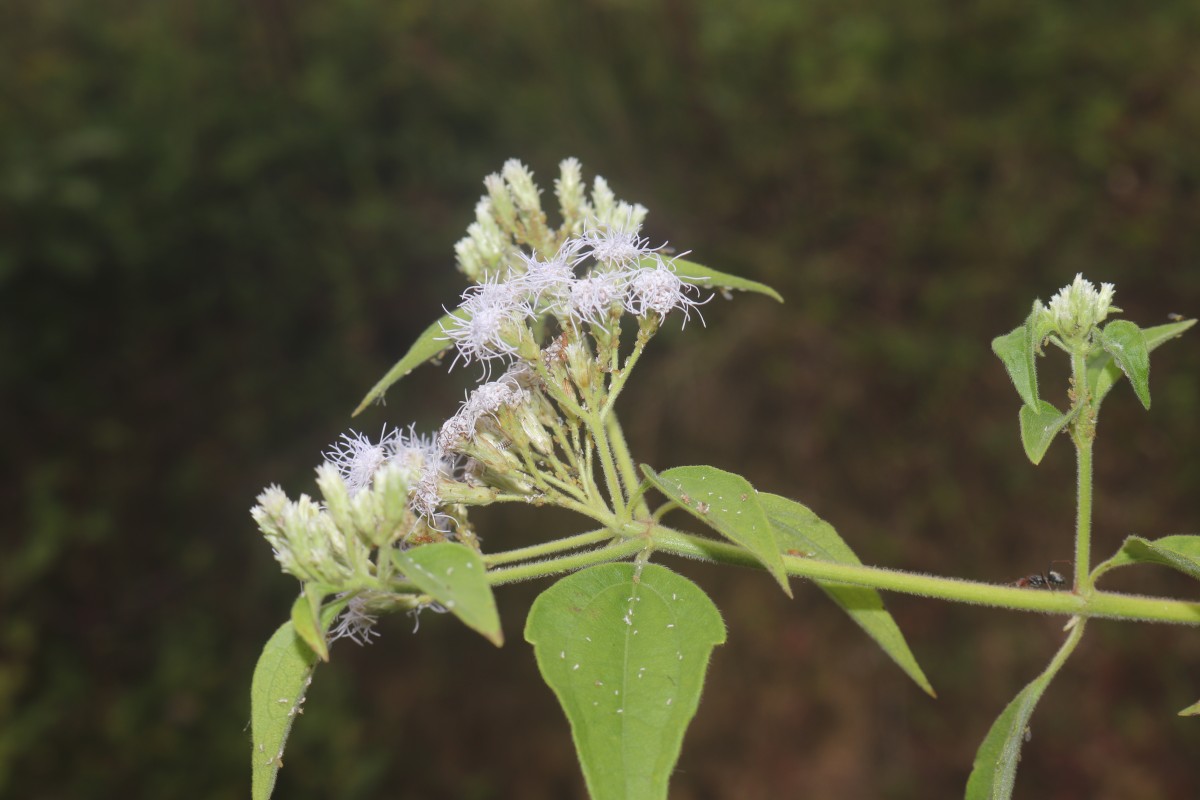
605;414;650;519
1071;348;1096;593
483;528;613;567
485;538;647;586
648;527;1200;626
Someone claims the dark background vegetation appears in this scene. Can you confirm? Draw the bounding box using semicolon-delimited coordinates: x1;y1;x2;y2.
4;1;1200;798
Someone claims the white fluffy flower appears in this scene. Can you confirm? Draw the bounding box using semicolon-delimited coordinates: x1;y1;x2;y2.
567;271;628;325
323;428;397;497
438;372;529;452
441;277;530;372
577;221;658;268
626;260;709;326
513;240;583;313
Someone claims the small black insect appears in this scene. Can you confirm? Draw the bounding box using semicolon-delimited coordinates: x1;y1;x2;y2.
1014;560;1072;590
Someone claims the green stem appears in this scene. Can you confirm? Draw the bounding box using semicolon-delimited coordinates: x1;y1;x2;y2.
479;491;614;529
486;538;646;586
587;411;628;517
1074;432;1094;593
1045;616;1087;676
483;529;612;567
605;414;650;518
531;358;587;419
600;326;651;419
1071;348;1095;593
648;527;1200;626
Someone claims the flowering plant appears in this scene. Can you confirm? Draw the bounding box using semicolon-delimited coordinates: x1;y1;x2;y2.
250;159;1200;800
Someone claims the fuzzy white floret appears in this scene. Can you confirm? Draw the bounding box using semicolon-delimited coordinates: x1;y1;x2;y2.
567;271;628;324
626;260;710;326
442;277;530;372
323;428;398;497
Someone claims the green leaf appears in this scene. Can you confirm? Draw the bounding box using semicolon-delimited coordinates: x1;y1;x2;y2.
1018;400;1072;465
288;584;351;663
642;465;792;597
392;542;503;646
250;622;321;800
1178;699;1200;717
352;310;464;416
759;492;935;697
966;622;1084;800
1099;320;1152;409
525;563;726;800
1087;318;1195;408
290;586;329;662
664;256;784;303
991;321;1039;410
965;673;1052;799
1093;534;1200;584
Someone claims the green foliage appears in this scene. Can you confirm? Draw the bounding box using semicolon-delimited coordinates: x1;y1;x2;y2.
354;312;463;416
289;586;339;663
1088;319;1196;408
965;622;1086;800
1177;699;1200;717
10;0;1200;797
760;492;935;696
966;662;1051;799
666;257;784;303
1093;534;1200;584
250;622;322;800
990;305;1045;411
1098;320;1152;409
1017;400;1073;465
391;542;503;646
642;465;792;596
524;564;725;800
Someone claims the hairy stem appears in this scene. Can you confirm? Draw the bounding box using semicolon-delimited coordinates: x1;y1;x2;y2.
605;414;650;518
486;538;646;585
647;527;1200;626
484;528;613;567
587;411;628;518
1071;348;1096;593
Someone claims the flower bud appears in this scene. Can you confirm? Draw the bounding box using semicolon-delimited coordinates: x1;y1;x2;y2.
555;157;587;236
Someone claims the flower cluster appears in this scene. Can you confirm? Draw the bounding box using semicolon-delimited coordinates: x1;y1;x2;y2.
251;426;467;585
323;425;437;497
1037;273;1120;341
453;158;648;281
442;227;708;374
252;158;713;644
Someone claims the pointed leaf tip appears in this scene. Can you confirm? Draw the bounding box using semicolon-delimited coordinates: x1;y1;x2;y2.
762;492;935;697
1093;534;1200;586
643;465;791;596
1018;401;1072;465
392;542;503;646
1177;699;1200;717
353;311;463;416
992;321;1040;410
1100;320;1151;410
667;257;784;303
1087;318;1194;409
289;589;329;662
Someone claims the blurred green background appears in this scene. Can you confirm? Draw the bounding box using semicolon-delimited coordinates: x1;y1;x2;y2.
4;1;1200;797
